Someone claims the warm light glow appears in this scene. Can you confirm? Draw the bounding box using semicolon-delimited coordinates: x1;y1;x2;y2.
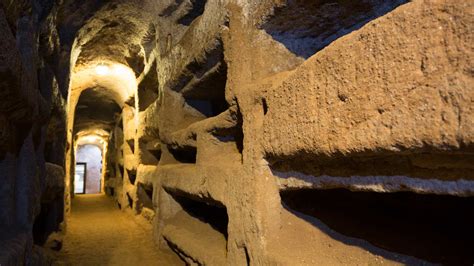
71;62;137;105
95;63;131;77
79;135;104;144
112;64;130;76
95;64;110;76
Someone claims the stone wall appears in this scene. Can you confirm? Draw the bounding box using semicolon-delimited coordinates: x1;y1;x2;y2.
101;0;473;264
0;0;67;264
1;0;472;264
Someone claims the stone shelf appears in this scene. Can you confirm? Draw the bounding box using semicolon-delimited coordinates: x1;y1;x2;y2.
163;210;227;265
159;164;230;205
180;62;224;97
165;107;237;148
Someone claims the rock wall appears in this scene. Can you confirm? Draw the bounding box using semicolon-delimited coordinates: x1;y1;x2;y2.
1;0;472;265
101;0;473;265
0;0;68;264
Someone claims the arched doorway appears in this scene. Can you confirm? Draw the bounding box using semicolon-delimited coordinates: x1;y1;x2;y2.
75;144;103;194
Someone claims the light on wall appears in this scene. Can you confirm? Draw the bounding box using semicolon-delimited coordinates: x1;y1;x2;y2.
112;64;130;76
80;135;104;144
95;63;131;77
95;64;110;76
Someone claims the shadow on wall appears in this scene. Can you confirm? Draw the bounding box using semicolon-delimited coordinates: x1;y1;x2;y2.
281;189;474;265
76;144;103;194
262;0;409;58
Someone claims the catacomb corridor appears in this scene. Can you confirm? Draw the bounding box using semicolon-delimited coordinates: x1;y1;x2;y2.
0;0;473;265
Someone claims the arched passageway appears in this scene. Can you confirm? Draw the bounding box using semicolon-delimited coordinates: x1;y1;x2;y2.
1;0;473;265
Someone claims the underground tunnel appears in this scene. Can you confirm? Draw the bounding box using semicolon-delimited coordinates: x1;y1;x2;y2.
0;0;473;265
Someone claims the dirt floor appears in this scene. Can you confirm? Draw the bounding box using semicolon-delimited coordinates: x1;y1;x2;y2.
54;194;183;266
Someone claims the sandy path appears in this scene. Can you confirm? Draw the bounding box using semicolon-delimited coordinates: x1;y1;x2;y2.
55;194;183;266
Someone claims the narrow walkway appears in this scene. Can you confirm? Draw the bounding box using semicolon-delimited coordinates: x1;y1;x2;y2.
56;194;182;265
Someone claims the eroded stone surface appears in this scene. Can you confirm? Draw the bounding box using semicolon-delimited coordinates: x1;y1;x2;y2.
1;0;473;265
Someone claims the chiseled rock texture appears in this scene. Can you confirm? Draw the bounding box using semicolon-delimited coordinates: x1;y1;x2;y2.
1;0;473;265
103;0;472;265
0;0;67;264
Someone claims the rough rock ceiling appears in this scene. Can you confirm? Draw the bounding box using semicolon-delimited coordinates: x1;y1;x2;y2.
73;87;121;134
59;0;154;74
62;0;157;137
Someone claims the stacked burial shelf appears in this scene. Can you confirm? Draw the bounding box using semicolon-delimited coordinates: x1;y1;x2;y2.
153;30;241;262
277;187;474;265
165;39;242;165
147;1;238;262
111;115;128;209
158;40;239;263
259;1;474;265
162;191;228;265
137;102;162;165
